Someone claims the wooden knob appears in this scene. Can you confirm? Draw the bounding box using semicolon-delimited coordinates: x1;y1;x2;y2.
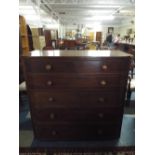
97;129;103;135
50;113;55;119
98;97;104;102
100;80;106;86
45;64;52;70
48;97;53;102
98;113;104;118
52;130;56;136
47;81;52;86
102;65;107;70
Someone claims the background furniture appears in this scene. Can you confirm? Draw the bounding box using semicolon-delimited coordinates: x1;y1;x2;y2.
22;50;131;140
31;28;45;50
44;30;58;49
42;46;54;50
19;81;27;106
27;25;34;51
64;40;76;49
126;76;135;106
19;15;30;55
96;32;102;46
116;43;135;78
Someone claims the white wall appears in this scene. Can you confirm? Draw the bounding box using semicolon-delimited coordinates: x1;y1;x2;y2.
116;18;135;39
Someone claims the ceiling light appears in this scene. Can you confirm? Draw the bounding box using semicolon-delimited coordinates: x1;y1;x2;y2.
45;23;59;29
19;5;47;15
86;15;114;20
85;23;102;31
24;14;40;21
19;9;36;15
19;6;34;10
91;5;121;8
88;10;114;14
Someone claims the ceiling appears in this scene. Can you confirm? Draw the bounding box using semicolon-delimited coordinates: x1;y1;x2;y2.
19;0;135;27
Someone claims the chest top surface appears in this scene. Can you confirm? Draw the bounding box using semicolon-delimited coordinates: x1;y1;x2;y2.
22;49;132;58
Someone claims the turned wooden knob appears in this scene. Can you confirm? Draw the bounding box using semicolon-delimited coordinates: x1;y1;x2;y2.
45;64;52;70
102;65;107;70
48;97;53;102
98;97;104;102
52;130;56;136
47;81;52;86
100;80;106;86
98;113;104;118
97;129;103;135
50;113;55;119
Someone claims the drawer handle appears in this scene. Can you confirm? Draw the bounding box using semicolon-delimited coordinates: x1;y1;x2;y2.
48;97;53;102
98;113;104;118
100;80;106;86
98;97;104;102
102;65;108;70
45;64;52;70
47;81;53;86
50;113;55;119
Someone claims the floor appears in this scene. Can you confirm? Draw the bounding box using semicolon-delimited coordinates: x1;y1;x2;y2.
19;94;135;148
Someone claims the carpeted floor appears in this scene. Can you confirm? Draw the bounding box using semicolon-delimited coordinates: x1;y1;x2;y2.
19;147;135;155
20;153;134;155
19;151;135;155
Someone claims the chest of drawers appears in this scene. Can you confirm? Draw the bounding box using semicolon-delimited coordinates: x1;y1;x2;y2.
22;50;131;140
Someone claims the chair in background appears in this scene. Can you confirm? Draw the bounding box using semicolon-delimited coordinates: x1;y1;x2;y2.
126;52;135;106
56;39;65;49
127;46;135;78
42;46;54;50
126;75;135;106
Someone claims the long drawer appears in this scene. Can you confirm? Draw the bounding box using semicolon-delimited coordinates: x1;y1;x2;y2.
32;107;123;122
27;74;127;90
24;58;130;73
29;90;123;107
34;123;121;140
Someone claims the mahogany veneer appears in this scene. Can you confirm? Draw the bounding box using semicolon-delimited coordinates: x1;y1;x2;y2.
22;49;131;140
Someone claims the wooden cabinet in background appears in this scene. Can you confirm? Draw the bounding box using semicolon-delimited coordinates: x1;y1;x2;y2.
31;28;45;50
96;32;102;45
19;15;29;54
44;30;52;47
44;29;58;49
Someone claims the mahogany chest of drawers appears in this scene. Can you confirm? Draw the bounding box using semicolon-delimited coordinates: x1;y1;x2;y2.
22;50;131;140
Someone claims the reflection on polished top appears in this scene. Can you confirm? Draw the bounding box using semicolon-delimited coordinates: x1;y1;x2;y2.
23;50;132;57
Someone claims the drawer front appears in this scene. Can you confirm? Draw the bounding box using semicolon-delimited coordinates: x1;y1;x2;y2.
32;107;123;123
24;58;130;73
27;74;127;90
30;91;123;107
34;123;121;140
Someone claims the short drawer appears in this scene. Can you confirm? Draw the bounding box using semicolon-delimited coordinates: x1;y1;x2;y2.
34;123;121;140
27;74;127;90
32;107;123;123
29;90;123;107
23;57;130;73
